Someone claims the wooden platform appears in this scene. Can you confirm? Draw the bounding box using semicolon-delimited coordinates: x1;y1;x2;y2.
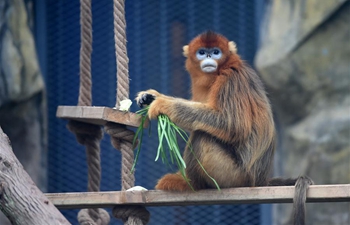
56;106;148;128
46;184;350;209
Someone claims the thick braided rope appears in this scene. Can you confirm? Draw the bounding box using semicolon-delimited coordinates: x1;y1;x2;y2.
104;123;135;190
112;206;150;225
74;1;109;223
104;123;150;225
78;0;93;106
112;0;149;223
78;209;110;225
114;0;129;106
67;121;110;225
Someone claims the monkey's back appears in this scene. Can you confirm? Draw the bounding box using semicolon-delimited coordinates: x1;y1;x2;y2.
184;64;276;188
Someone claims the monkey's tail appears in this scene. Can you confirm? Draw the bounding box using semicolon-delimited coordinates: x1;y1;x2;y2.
267;176;314;225
293;176;314;225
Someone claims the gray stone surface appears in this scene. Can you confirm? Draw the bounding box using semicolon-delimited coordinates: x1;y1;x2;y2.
256;0;350;224
0;0;44;106
0;0;46;224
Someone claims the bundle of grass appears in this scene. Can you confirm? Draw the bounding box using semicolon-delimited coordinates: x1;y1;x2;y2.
133;106;220;190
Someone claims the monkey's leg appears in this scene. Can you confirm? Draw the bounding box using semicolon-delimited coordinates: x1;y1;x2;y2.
155;172;192;191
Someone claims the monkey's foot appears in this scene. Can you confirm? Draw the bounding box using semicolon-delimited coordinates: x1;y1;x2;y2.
155;173;192;191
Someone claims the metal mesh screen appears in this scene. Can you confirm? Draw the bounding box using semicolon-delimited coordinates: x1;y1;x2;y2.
45;0;266;224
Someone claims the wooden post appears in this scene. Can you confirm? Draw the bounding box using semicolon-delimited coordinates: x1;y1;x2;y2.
0;127;70;225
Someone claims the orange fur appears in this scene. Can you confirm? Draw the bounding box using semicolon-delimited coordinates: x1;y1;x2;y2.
136;31;275;191
136;31;312;225
155;173;192;191
141;33;269;186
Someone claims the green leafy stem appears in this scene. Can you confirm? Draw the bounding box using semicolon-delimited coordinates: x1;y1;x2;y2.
132;106;220;190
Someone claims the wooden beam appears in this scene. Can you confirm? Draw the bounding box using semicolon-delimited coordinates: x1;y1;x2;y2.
56;106;148;128
0;128;70;224
46;184;350;209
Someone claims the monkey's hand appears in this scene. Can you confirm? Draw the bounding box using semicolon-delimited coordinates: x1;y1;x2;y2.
136;89;160;108
136;89;173;120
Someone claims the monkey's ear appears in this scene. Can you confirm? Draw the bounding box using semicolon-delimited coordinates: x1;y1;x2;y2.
183;45;189;57
228;41;237;54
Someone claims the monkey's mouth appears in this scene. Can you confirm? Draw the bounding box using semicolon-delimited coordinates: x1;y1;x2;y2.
202;64;217;73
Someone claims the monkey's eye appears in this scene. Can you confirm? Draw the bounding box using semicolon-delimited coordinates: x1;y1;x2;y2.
211;48;222;59
198;50;205;55
196;49;208;60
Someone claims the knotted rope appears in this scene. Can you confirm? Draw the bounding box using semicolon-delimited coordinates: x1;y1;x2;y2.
72;0;149;223
111;0;150;224
105;123;135;190
78;0;93;107
105;123;150;225
78;209;110;225
114;0;129;106
71;0;110;224
68;121;110;225
112;206;150;225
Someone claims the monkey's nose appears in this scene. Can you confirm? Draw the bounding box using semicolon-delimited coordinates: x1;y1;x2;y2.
207;54;211;58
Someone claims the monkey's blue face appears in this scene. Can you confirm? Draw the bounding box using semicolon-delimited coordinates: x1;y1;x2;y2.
196;48;222;73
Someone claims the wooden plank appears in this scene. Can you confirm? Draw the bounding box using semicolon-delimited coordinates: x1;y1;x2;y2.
56;106;148;128
45;184;350;209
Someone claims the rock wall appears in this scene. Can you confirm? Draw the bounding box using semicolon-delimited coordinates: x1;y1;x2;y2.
0;0;44;105
0;0;47;224
255;0;349;224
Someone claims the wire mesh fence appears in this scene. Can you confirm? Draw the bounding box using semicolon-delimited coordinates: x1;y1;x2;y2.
45;0;265;224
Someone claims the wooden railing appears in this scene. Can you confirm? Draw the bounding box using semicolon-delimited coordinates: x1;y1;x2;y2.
46;184;350;209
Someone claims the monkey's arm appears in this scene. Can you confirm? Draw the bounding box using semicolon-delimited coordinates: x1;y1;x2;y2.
136;90;232;142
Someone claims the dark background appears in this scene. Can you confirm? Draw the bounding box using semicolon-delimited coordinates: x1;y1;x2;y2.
34;0;270;224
